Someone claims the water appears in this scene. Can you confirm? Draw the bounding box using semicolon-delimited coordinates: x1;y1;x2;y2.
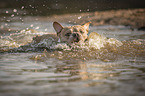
0;16;145;96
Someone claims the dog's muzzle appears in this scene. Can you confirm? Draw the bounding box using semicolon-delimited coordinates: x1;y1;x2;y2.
72;33;80;42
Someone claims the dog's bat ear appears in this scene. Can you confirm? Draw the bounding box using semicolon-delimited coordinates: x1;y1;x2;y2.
82;22;91;32
82;22;91;30
53;22;63;34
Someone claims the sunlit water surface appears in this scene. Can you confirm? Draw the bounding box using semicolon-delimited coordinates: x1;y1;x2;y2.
0;18;145;96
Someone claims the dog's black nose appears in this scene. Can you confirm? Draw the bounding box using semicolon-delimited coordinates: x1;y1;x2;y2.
72;33;80;42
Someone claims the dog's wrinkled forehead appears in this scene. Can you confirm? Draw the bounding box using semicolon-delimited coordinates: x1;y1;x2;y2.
63;25;87;33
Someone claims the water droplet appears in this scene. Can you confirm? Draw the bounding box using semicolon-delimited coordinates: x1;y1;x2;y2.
8;29;11;31
11;14;14;17
21;6;24;9
7;20;10;22
13;9;17;12
5;23;8;26
45;28;47;31
30;24;34;27
78;16;81;19
6;11;9;13
35;27;39;29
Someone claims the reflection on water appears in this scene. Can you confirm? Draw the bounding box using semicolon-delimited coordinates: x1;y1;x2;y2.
0;17;145;96
0;53;145;96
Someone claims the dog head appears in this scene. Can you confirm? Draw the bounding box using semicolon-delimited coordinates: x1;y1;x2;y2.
53;21;91;44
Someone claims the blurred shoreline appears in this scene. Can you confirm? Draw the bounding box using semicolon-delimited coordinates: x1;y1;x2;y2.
0;8;145;32
0;0;145;29
46;8;145;29
0;0;145;15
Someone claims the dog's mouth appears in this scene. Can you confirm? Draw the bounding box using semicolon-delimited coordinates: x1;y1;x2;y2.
70;33;81;43
69;36;81;44
73;37;80;42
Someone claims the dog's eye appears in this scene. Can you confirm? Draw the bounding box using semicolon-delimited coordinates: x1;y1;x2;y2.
65;33;71;36
80;30;84;33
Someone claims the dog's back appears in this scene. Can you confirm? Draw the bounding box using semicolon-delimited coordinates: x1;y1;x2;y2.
33;34;58;43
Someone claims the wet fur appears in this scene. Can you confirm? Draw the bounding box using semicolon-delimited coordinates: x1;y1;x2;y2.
33;22;91;44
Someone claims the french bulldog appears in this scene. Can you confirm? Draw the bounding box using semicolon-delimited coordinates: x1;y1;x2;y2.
33;21;91;44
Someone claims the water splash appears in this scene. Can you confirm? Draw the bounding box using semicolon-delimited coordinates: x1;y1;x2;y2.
0;29;46;52
28;32;144;61
88;32;107;49
0;29;145;61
